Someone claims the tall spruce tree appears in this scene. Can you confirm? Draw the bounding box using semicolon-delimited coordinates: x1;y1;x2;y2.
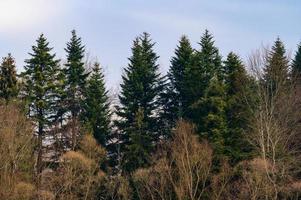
160;36;193;133
0;53;18;101
83;62;111;147
224;52;253;163
21;34;61;175
292;42;301;82
183;30;222;128
64;30;88;119
263;37;289;94
115;33;163;173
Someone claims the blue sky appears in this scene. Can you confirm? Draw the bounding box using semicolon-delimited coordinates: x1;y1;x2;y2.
0;0;300;88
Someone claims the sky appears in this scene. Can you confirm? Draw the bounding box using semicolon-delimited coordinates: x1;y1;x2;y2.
0;0;300;89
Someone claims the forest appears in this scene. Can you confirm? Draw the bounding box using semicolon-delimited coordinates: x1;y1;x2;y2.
1;29;301;200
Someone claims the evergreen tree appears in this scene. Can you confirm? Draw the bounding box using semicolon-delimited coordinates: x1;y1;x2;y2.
160;36;193;133
197;76;227;163
123;107;153;172
64;30;88;119
21;34;61;175
183;30;222;127
292;42;301;82
83;62;111;147
115;33;163;173
224;52;253;163
0;53;18;101
263;37;289;94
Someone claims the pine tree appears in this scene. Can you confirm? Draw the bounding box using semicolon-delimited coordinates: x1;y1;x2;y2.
263;37;289;94
160;36;193;133
64;30;88;119
83;62;111;147
115;33;163;173
21;34;61;175
183;30;222;127
0;53;18;101
292;42;301;82
224;52;253;163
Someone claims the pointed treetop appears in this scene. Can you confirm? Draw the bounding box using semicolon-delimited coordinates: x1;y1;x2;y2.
292;42;301;79
0;53;18;101
264;37;289;86
199;29;215;50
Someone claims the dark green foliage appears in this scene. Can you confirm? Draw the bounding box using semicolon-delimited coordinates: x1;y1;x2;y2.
115;33;163;173
64;30;89;119
160;36;194;133
196;76;227;159
292;42;301;81
224;52;253;163
123;108;153;172
83;62;111;147
183;30;222;124
0;54;18;101
263;37;289;94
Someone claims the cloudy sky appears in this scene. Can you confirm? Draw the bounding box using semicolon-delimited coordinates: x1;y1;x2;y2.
0;0;300;88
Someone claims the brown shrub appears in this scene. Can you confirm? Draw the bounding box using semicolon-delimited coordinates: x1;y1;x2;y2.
0;102;35;198
133;120;213;200
12;182;35;200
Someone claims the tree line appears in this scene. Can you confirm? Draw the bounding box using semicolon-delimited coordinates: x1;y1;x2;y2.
1;29;301;199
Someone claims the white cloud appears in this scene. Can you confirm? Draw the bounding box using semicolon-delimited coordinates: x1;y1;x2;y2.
0;0;69;34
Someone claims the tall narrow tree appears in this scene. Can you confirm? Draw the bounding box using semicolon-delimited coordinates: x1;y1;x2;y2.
63;30;89;149
183;30;222;129
224;52;254;163
83;62;111;147
160;36;193;133
263;37;289;94
115;33;163;173
21;34;61;176
64;30;88;119
292;42;301;82
0;53;18;101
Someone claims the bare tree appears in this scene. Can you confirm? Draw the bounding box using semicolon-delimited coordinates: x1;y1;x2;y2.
133;120;213;200
0;102;35;199
246;46;301;199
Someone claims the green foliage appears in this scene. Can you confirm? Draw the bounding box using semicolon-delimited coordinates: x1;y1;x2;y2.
160;36;194;134
183;30;222;124
21;34;61;135
64;30;89;119
292;42;301;81
115;33;163;173
263;37;289;94
196;76;227;159
123;108;153;173
83;62;111;147
0;53;18;101
224;52;254;163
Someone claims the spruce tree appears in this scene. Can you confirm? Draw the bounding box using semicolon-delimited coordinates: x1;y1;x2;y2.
160;36;193;132
21;34;61;175
183;30;222;128
115;33;163;173
292;42;301;82
64;30;88;119
83;62;111;147
263;37;289;94
224;52;253;163
197;76;227;163
0;53;18;101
